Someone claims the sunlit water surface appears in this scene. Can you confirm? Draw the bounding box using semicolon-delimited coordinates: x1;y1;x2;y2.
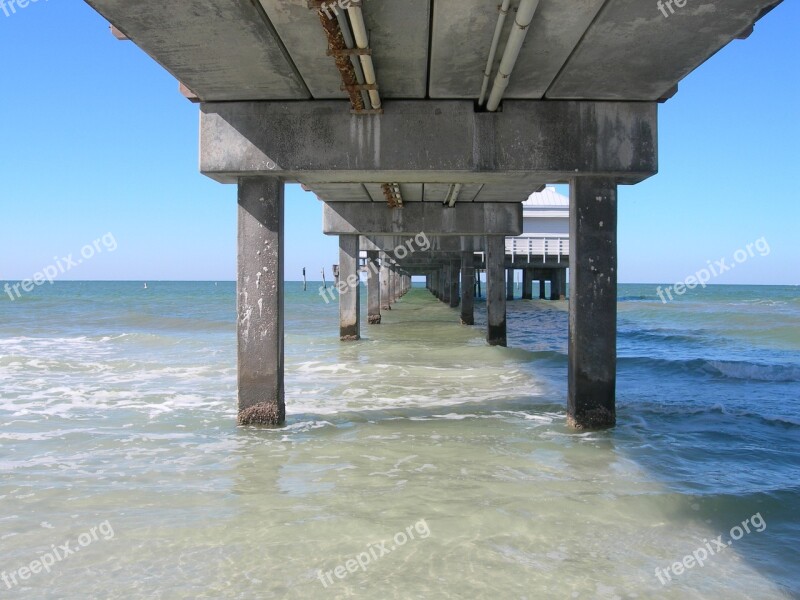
1;282;798;598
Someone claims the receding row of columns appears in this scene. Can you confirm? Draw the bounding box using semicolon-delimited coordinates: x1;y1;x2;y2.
340;242;410;340
236;177;618;432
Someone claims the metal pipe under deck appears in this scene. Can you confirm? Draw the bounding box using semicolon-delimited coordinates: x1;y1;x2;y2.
486;0;540;112
347;6;381;110
478;0;511;107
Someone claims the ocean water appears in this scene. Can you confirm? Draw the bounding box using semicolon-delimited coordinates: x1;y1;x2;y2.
0;281;798;599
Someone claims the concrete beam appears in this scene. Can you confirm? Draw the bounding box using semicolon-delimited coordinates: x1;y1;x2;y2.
200;101;658;184
237;179;285;426
364;235;485;253
324;203;522;237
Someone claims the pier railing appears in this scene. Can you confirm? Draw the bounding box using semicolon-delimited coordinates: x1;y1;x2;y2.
506;236;570;262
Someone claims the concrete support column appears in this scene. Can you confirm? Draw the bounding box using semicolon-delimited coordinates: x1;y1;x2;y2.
550;271;560;301
486;236;507;346
367;251;381;324
339;235;361;341
441;265;451;305
552;269;567;301
506;268;515;301
460;251;475;326
539;274;546;300
449;260;460;308
568;177;617;430
522;269;533;300
237;178;285;426
392;270;403;302
380;253;392;310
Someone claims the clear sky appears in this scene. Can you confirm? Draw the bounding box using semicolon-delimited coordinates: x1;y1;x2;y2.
0;1;797;284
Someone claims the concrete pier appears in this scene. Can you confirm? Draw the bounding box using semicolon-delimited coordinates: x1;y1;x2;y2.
486;236;507;347
367;251;381;324
338;235;361;341
539;277;547;300
394;271;402;302
568;178;618;430
522;269;533;300
449;260;460;308
552;269;567;301
441;264;451;306
88;0;777;430
236;179;285;426
380;252;391;310
506;268;515;301
460;251;475;326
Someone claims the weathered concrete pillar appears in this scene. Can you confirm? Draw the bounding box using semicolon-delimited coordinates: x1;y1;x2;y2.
392;269;403;302
237;178;285;426
506;268;515;301
552;269;567;301
568;177;617;430
339;235;361;341
441;264;451;305
550;270;560;301
460;251;475;325
486;236;507;346
522;269;533;300
367;251;381;324
449;260;460;308
539;273;546;300
380;253;392;310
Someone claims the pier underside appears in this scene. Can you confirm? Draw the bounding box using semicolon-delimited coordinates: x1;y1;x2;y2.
209;100;655;429
81;0;780;429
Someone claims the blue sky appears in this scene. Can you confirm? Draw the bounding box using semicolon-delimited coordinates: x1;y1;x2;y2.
0;1;797;284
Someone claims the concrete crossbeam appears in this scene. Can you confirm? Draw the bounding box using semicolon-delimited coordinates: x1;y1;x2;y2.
324;203;522;237
200;101;657;184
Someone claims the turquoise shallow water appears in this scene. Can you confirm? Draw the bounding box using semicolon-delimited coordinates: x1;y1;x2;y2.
0;281;798;598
